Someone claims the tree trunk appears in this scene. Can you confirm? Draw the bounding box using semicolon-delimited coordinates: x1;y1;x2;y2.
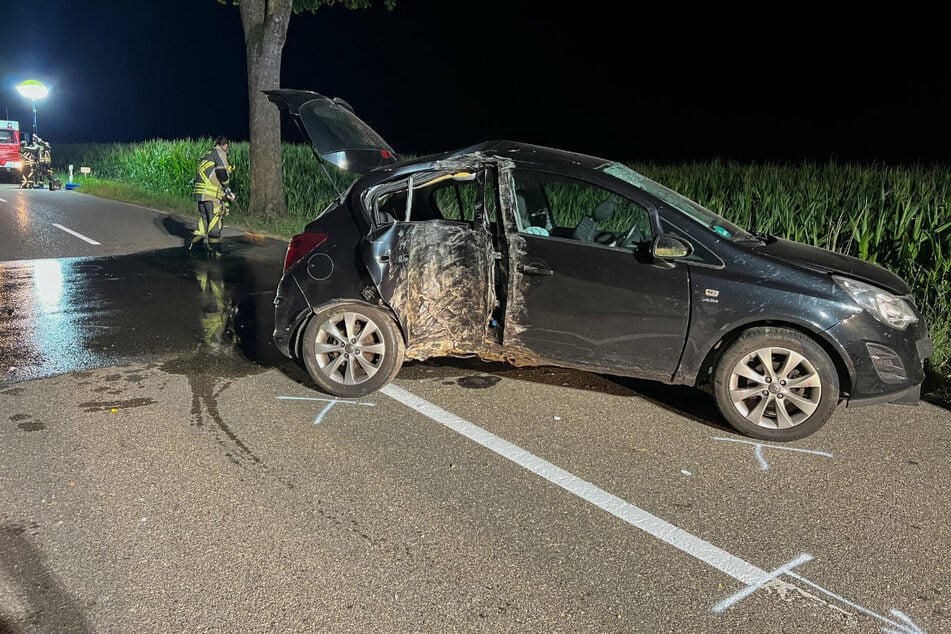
239;0;292;218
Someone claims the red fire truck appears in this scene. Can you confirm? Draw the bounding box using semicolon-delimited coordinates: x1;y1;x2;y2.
0;120;23;180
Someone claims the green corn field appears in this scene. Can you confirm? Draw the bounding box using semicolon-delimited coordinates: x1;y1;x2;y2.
53;140;951;395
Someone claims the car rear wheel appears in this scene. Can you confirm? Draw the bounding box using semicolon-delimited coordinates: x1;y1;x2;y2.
301;302;405;398
712;327;839;441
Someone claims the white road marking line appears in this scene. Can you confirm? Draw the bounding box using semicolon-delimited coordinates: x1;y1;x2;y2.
0;197;8;203
52;223;100;245
376;383;924;631
380;383;767;585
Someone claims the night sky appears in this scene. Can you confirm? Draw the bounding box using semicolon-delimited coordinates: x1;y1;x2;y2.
2;1;948;165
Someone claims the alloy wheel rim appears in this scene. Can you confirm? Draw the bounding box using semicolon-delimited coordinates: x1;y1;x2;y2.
728;346;822;429
313;311;386;385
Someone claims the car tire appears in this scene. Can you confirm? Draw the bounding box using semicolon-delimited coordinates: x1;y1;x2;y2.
301;302;405;398
712;327;839;441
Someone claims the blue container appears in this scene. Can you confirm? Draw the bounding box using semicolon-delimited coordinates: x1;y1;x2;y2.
65;183;80;190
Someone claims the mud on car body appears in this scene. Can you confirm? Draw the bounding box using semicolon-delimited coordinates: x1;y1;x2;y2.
266;89;933;442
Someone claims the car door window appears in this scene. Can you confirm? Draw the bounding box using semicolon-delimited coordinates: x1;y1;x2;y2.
374;172;483;228
511;170;652;250
433;182;476;223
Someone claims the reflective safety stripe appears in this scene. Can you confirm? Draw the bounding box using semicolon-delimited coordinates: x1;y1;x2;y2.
193;156;225;200
194;183;223;198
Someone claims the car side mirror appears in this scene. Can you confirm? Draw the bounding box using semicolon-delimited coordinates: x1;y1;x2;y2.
653;234;692;259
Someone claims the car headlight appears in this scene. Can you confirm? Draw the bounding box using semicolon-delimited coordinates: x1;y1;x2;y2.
833;275;918;330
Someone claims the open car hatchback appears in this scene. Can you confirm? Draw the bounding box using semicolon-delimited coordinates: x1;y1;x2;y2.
265;89;933;442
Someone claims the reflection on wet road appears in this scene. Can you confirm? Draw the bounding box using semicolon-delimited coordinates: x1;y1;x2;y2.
0;235;300;384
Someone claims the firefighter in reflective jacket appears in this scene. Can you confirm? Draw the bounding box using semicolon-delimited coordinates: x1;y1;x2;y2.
190;135;235;254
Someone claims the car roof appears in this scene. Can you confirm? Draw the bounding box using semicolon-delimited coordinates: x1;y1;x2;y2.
458;140;615;171
340;139;620;202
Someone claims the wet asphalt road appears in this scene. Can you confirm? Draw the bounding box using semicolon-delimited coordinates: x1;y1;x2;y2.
1;184;950;633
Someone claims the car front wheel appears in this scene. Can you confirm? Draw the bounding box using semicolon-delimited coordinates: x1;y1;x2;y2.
301;302;405;398
712;327;840;441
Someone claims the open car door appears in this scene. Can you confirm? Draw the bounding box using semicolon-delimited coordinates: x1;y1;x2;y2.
360;169;502;361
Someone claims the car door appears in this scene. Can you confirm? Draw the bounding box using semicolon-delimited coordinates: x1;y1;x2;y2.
501;169;691;381
360;170;499;358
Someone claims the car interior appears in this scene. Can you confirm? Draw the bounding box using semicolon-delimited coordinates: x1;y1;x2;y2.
512;171;652;250
371;168;654;254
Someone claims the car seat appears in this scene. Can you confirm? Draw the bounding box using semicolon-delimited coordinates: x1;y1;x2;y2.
573;195;618;243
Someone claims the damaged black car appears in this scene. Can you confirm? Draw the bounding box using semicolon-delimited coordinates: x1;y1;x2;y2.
265;89;933;442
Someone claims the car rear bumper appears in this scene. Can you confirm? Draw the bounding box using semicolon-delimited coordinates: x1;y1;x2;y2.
272;283;310;359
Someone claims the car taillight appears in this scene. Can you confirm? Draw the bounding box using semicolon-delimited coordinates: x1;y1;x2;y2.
283;232;328;272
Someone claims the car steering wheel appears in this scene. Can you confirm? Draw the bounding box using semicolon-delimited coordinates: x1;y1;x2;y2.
615;226;647;248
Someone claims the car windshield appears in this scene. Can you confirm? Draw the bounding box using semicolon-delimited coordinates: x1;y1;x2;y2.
604;163;757;242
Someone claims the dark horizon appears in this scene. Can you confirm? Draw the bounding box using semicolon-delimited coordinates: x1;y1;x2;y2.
2;1;948;166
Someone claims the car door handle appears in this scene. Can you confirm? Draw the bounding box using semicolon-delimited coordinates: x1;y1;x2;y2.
518;262;552;275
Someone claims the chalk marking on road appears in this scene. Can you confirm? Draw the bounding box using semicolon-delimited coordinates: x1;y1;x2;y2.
378;383;925;633
52;223;100;245
884;610;927;634
277;395;375;425
0;197;7;203
713;436;832;470
713;553;813;612
786;572;926;633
